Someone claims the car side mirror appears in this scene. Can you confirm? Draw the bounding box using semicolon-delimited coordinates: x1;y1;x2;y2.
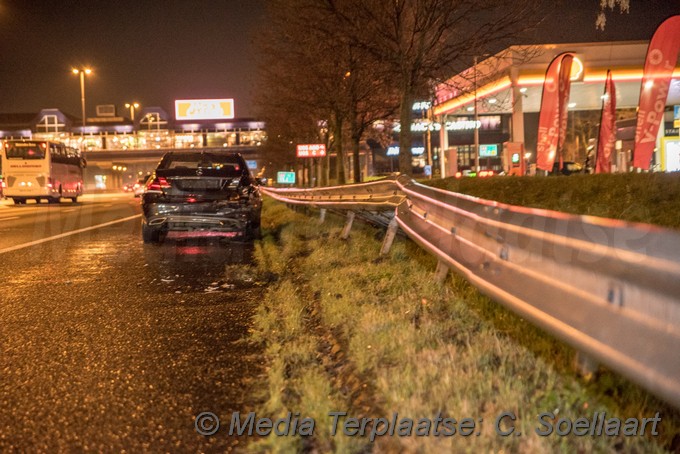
257;177;268;186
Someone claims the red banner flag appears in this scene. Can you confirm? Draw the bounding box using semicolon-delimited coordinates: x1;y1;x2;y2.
536;53;574;172
596;71;617;173
634;15;680;170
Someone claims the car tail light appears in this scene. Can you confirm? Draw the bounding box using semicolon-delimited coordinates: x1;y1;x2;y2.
147;176;171;191
455;171;462;178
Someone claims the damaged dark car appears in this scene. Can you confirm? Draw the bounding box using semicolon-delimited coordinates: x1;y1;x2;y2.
141;151;263;243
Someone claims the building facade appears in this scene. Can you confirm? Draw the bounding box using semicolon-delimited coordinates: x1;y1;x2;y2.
433;41;680;176
0;107;266;152
0;107;267;190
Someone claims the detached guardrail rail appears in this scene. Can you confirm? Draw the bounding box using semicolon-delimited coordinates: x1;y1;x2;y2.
261;175;680;409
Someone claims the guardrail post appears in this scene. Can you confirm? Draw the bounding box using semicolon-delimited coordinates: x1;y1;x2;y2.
573;351;598;380
435;259;449;284
380;218;399;255
319;208;327;224
340;211;355;240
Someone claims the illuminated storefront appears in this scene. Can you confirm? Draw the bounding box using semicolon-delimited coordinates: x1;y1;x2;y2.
434;41;680;175
0;106;267;153
0;104;267;190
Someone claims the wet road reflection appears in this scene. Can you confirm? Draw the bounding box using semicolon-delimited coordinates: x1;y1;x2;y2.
0;220;265;452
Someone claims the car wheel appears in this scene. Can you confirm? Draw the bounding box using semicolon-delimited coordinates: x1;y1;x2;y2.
142;223;162;243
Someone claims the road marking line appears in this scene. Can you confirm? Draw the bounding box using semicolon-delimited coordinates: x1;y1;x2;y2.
0;214;141;255
62;208;77;212
0;216;20;221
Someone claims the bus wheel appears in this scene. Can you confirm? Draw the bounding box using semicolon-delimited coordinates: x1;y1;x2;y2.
12;198;25;205
71;196;78;203
48;197;59;204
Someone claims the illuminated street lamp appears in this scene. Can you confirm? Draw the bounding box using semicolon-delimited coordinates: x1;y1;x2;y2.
72;68;92;127
125;102;140;121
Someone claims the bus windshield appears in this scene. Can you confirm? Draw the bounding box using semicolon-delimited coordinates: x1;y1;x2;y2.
5;143;46;160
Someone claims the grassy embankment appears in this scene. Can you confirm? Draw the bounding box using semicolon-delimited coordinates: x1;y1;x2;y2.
426;172;680;230
247;173;680;453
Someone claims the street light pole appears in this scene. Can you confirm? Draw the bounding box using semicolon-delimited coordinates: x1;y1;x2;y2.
125;102;140;121
72;68;92;127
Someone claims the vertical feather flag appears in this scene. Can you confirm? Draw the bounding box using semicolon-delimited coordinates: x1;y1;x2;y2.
536;53;574;172
634;15;680;170
596;70;617;173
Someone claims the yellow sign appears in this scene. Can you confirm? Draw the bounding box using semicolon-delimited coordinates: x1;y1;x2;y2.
674;119;680;128
174;99;235;120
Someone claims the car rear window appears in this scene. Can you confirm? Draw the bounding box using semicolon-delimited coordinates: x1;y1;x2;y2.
160;153;244;174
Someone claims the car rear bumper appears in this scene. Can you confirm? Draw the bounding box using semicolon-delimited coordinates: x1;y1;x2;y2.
142;201;260;233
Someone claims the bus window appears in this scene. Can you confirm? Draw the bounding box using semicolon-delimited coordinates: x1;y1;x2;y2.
5;142;46;160
50;143;69;164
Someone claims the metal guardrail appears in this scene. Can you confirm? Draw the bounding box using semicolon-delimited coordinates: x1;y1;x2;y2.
262;176;405;211
261;175;680;409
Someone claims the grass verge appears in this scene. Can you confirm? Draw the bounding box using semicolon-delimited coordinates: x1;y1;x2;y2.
246;197;680;453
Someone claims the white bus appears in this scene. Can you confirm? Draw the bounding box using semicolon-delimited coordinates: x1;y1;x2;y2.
1;140;85;204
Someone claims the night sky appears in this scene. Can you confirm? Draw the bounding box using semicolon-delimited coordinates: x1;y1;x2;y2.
0;0;677;120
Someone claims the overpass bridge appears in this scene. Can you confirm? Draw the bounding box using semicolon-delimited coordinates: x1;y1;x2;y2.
82;146;265;190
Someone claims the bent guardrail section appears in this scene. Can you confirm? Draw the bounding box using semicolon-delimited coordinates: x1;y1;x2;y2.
261;175;680;409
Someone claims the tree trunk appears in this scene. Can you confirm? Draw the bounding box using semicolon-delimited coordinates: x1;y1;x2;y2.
398;87;414;176
352;138;361;183
350;113;362;183
324;153;330;186
333;113;346;184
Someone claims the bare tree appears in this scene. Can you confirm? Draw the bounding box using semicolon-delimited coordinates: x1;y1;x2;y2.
254;0;400;184
254;0;349;183
344;51;399;182
322;0;540;176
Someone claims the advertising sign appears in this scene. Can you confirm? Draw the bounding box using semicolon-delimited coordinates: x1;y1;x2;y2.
277;171;296;184
175;99;235;120
386;145;400;156
296;144;326;158
479;144;498;157
504;142;525;176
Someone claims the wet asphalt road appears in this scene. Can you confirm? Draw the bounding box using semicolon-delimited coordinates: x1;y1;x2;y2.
0;194;265;452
